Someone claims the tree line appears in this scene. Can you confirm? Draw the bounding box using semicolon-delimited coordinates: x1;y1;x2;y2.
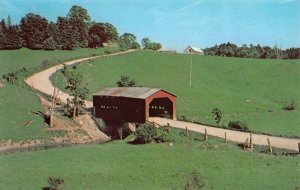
0;5;146;51
204;42;300;59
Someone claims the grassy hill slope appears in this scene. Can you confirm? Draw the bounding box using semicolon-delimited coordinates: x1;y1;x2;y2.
0;130;299;189
54;50;300;137
0;48;117;141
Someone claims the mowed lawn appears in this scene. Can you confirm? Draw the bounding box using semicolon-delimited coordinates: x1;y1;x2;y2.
0;131;299;190
0;48;118;141
54;50;300;137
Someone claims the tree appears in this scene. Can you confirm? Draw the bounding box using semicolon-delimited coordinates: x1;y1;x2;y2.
212;108;222;125
67;5;90;47
6;15;12;27
88;23;118;48
56;16;77;50
141;37;162;50
141;37;151;49
116;75;138;87
5;25;22;49
49;70;60;127
119;33;140;50
20;13;49;49
62;65;89;119
0;19;7;49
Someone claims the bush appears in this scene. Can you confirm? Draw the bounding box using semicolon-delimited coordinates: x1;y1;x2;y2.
184;170;205;190
133;123;172;144
283;99;296;111
2;72;18;84
42;177;64;190
105;50;111;54
228;121;249;132
134;123;158;144
212;108;222;125
116;75;138;87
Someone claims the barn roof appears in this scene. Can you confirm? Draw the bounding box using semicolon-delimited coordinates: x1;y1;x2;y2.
93;87;176;99
188;46;204;53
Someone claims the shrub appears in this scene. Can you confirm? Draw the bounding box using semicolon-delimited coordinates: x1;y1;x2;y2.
42;177;64;190
228;121;249;132
134;123;158;144
116;75;138;87
105;50;111;54
283;99;296;111
2;72;18;84
212;108;222;125
184;170;205;190
155;126;171;143
133;123;172;144
42;60;51;68
179;115;188;122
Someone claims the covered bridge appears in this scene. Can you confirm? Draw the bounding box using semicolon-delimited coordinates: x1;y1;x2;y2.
93;87;177;123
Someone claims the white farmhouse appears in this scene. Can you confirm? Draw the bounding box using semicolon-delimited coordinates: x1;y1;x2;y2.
184;46;204;55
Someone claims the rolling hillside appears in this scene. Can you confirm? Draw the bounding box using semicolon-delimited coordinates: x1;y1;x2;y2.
53;50;300;137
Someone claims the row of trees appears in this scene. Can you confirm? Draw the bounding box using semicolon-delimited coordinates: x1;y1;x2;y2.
0;5;143;50
204;42;300;59
141;38;162;50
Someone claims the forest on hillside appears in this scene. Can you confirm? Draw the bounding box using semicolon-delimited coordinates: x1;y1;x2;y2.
204;42;300;59
0;5;142;51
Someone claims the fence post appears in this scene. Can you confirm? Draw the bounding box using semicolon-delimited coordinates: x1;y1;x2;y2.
250;133;253;149
244;137;249;150
225;132;227;143
267;138;272;153
205;128;208;141
185;127;188;136
298;142;300;153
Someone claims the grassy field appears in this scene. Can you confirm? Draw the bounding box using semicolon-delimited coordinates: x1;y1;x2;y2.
0;129;299;189
0;48;118;141
53;50;300;137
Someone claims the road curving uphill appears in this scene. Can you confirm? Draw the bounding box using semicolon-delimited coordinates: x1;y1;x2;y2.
25;49;137;108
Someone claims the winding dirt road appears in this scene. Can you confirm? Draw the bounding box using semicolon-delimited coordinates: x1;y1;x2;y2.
25;49;299;151
26;49;137;108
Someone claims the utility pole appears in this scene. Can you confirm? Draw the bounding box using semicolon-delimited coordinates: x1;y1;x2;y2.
189;55;192;87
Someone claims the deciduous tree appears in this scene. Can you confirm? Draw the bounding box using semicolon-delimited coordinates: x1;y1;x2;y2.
20;13;49;49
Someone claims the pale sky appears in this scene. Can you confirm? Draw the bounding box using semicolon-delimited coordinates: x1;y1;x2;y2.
1;0;299;51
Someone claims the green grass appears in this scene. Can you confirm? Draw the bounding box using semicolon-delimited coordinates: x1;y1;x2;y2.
0;129;299;189
0;47;119;141
53;50;300;137
0;85;65;141
0;47;119;76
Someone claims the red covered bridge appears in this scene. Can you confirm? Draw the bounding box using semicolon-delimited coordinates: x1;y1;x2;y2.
93;87;177;123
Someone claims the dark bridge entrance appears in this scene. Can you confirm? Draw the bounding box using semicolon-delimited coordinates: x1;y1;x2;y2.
149;97;173;119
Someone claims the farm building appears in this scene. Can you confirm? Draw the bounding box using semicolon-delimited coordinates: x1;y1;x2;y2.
93;87;177;123
184;46;204;55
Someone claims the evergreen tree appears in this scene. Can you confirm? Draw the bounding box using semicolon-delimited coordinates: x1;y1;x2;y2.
6;15;12;27
0;19;7;49
5;25;22;49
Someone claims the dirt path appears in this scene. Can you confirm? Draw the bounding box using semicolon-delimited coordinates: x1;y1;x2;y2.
25;50;137;143
149;117;300;151
25;49;137;108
